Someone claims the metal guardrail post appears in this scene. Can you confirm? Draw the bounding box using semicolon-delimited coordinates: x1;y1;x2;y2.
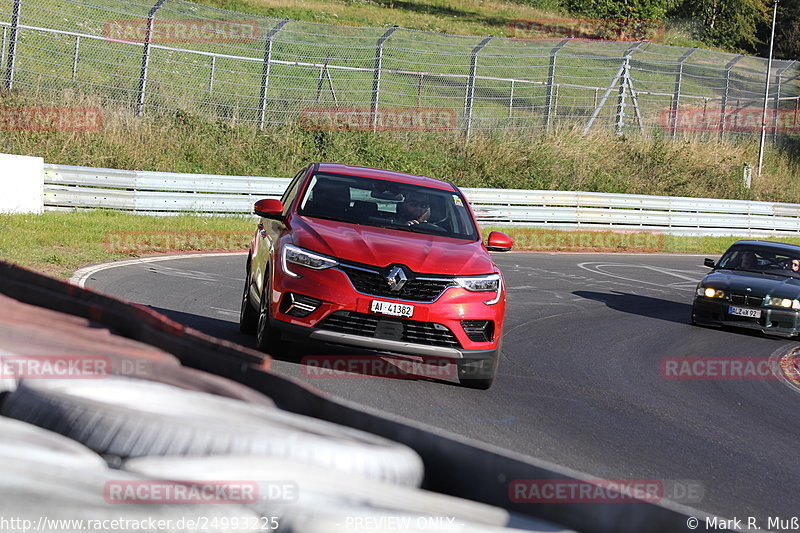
370;25;398;133
464;36;492;139
719;54;743;141
71;35;80;81
257;18;289;130
670;48;697;138
544;39;569;132
4;0;21;90
773;60;796;141
135;0;166;117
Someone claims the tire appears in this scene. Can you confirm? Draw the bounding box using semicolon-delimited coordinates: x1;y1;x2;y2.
1;458;261;532
239;261;258;335
123;455;507;528
0;415;107;470
457;339;502;390
256;271;291;357
3;376;424;486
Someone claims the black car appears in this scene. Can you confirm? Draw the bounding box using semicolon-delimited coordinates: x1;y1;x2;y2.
692;240;800;337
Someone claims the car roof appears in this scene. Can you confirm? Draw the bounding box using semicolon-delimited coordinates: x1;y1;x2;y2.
730;240;800;253
314;163;456;192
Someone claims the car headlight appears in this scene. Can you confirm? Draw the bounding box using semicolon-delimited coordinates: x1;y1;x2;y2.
767;297;800;309
698;286;725;299
455;274;502;305
281;244;338;278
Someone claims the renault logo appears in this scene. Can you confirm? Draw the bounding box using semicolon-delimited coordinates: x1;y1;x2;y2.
385;266;408;292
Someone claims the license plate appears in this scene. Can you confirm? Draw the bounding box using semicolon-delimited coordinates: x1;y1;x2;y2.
370;300;414;318
728;306;761;318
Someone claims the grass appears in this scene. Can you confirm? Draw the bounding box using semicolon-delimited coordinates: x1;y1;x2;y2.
4;211;800;279
3;106;799;202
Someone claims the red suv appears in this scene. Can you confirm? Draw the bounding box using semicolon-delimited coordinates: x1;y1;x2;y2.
239;163;513;389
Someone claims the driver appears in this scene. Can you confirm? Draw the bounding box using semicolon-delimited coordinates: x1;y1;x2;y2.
396;191;431;226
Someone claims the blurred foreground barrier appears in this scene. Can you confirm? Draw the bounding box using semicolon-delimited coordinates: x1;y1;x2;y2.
43;162;800;237
0;260;722;532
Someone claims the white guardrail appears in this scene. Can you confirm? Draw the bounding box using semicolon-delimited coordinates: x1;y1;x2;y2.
43;163;800;237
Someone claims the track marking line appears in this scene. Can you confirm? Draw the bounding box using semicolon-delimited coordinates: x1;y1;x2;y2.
69;252;247;288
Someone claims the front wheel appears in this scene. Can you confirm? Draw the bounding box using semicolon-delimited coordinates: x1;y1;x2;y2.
239;269;258;334
456;339;502;390
256;277;291;357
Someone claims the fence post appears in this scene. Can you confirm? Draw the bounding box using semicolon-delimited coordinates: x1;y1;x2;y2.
71;35;80;81
1;27;7;80
464;35;492;139
135;0;166;117
670;47;697;138
370;25;398;133
508;79;514;118
719;54;743;141
615;54;631;135
773;60;796;141
544;39;569;132
4;0;21;90
208;56;215;92
257;18;289;130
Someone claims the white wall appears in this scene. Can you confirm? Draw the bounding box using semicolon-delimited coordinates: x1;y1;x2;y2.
0;153;44;214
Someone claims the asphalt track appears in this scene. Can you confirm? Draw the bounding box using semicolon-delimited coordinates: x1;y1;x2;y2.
83;252;800;526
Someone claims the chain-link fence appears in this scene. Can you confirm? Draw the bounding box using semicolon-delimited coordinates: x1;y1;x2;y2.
1;0;799;138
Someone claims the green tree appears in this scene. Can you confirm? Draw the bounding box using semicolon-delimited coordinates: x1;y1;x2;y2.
773;0;800;60
670;0;770;52
563;0;678;20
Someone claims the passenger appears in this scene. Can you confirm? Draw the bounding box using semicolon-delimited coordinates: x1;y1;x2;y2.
738;251;757;270
307;180;350;218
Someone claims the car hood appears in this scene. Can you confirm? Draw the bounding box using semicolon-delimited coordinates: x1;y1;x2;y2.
703;270;800;298
290;216;495;275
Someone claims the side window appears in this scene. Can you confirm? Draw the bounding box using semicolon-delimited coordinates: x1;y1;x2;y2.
280;167;307;214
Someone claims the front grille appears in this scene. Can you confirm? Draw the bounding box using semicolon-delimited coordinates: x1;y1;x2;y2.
338;264;453;302
730;293;763;307
317;311;460;348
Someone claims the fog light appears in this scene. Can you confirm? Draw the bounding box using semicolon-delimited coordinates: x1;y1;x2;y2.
461;320;494;343
280;292;322;318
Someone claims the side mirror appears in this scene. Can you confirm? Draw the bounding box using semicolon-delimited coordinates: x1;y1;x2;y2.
704;258;716;268
254;199;284;220
486;231;513;252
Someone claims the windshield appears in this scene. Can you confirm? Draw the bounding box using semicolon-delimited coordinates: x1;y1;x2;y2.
717;245;800;278
296;172;480;241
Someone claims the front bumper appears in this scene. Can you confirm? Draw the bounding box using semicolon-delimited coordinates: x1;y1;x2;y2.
692;297;800;337
269;263;504;360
